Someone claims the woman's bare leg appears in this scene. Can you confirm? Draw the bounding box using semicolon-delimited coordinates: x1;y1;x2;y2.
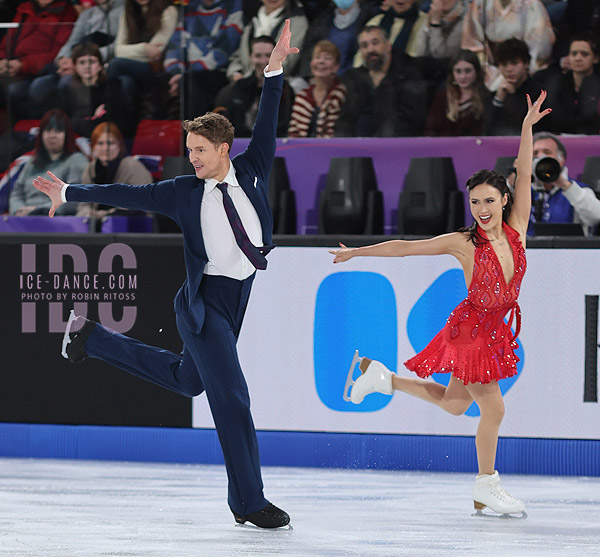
464;381;505;475
359;358;473;416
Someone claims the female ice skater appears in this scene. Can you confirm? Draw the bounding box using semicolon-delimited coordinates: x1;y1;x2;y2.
330;91;551;518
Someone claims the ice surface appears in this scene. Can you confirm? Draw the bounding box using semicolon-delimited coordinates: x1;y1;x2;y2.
0;458;598;556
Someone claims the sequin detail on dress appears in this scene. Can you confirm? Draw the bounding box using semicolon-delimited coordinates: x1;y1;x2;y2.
404;222;526;385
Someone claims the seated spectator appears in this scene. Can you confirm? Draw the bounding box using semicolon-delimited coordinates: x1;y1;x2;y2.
215;36;294;137
508;132;600;236
29;0;125;116
226;0;308;83
538;32;600;135
288;40;346;137
424;49;490;136
485;38;543;136
461;0;555;90
106;0;177;120
412;0;468;61
60;42;133;139
298;0;375;77
553;0;600;65
163;0;243;120
0;0;78;121
336;24;427;137
78;121;153;221
354;0;428;66
8;109;88;216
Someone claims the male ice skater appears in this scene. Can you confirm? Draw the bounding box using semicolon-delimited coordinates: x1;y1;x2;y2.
33;19;299;530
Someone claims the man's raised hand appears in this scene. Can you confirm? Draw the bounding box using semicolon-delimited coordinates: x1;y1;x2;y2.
267;19;299;72
32;171;66;218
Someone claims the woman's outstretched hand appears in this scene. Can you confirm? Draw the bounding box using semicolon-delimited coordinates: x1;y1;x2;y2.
32;171;66;218
329;243;355;263
523;89;552;128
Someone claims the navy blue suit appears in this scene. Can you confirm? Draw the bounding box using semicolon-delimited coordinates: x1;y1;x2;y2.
66;73;284;516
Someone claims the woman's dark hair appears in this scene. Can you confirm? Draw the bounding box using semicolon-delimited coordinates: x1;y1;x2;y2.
459;169;513;246
124;0;171;44
33;109;80;168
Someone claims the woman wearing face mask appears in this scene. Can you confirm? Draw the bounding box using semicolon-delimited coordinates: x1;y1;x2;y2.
8;109;87;216
77;121;152;220
424;49;491;136
298;0;376;77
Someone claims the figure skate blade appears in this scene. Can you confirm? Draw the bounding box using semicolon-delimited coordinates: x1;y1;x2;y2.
342;350;361;402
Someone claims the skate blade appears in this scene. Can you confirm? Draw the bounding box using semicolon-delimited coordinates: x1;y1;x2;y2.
472;509;527;520
234;522;293;531
61;309;77;359
342;350;361;402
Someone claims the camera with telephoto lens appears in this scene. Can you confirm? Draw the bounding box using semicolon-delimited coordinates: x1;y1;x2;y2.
532;156;561;183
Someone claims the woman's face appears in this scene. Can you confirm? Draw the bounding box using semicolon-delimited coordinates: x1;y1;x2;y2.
75;55;103;85
568;40;598;76
469;183;507;230
452;60;477;89
94;132;121;165
310;49;339;78
42;128;66;156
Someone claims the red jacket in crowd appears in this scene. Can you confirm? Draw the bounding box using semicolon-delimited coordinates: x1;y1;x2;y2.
0;0;77;77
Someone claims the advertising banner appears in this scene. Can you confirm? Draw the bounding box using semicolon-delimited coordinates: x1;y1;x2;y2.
193;247;600;440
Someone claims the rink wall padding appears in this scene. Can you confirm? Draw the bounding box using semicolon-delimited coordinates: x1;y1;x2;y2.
0;423;599;477
1;235;600;476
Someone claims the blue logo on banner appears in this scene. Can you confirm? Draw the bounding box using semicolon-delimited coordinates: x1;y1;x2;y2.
314;272;397;412
406;269;525;417
314;269;525;415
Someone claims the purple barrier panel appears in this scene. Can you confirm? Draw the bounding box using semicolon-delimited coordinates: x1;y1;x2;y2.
0;216;90;233
100;216;155;233
231;136;599;234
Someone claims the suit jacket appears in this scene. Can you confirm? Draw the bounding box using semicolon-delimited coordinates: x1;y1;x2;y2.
66;72;284;334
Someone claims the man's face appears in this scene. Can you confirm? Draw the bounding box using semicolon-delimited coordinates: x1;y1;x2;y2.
250;42;273;77
36;0;55;8
358;29;391;72
533;138;563;167
533;138;564;189
187;133;228;180
498;58;529;85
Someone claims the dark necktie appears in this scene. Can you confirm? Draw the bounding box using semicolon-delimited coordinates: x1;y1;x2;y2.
216;182;268;270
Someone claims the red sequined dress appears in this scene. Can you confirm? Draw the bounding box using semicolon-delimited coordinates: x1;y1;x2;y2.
404;222;526;385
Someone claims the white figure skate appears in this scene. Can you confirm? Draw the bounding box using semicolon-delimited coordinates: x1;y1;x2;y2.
343;351;394;404
472;471;527;519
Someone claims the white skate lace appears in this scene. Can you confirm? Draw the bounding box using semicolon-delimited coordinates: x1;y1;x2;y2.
490;477;520;505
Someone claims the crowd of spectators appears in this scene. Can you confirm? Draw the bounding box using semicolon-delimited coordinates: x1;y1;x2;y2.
0;0;599;234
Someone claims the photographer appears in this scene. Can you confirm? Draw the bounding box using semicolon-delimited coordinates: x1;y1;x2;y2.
508;132;600;235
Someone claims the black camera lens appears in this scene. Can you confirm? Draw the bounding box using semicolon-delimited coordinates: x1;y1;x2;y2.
533;157;561;183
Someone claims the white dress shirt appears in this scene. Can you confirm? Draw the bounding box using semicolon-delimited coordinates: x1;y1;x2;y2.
201;161;263;280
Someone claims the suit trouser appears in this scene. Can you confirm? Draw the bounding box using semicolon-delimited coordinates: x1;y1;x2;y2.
84;273;268;516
